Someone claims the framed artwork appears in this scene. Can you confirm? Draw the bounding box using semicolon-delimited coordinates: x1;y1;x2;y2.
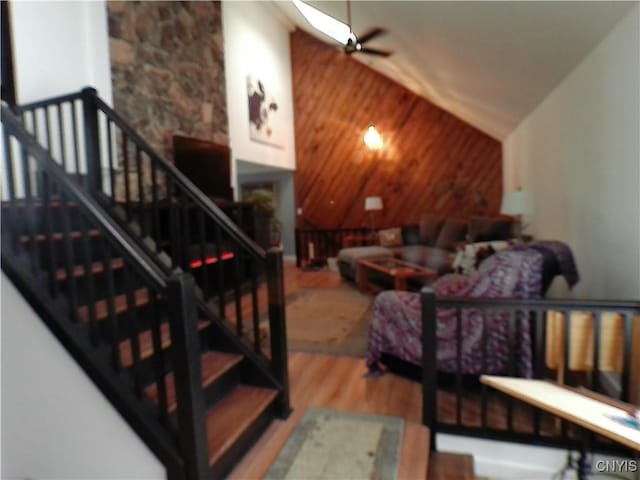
247;74;284;148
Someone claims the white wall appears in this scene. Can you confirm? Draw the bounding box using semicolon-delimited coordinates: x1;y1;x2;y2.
2;5;162;477
0;274;165;479
222;1;297;196
10;0;113;104
503;5;640;299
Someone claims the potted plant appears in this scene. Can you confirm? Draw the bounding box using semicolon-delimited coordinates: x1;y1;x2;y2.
246;189;281;248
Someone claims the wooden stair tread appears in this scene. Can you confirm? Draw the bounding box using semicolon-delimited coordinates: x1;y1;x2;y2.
118;320;211;367
144;351;243;413
77;288;150;322
55;258;125;281
19;229;101;244
206;385;278;466
398;421;432;480
428;452;475;480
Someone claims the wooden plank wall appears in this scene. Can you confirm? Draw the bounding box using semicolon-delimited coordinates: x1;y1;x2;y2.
291;29;502;229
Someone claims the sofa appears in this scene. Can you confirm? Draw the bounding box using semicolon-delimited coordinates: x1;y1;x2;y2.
337;214;515;285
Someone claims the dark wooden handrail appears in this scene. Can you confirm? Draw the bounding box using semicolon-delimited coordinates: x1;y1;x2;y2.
1;104;167;290
436;296;640;310
4;86;292;478
420;288;639;454
89;89;266;262
13;91;83;112
1;103;195;478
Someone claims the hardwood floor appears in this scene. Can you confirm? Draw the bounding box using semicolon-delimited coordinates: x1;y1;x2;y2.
428;452;475;480
227;264;431;478
282;261;346;291
227;264;527;479
227;352;430;479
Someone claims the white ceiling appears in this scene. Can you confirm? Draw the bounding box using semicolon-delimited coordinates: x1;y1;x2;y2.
272;1;636;140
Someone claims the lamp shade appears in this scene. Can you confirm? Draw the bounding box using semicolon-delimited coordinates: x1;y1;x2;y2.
364;196;383;211
500;190;535;215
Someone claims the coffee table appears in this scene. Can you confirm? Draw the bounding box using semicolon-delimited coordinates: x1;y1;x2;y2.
357;257;437;292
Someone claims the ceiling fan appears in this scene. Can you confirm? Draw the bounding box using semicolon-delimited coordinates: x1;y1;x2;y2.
293;0;393;58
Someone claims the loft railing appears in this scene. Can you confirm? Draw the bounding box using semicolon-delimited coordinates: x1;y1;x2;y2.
1;104;209;479
420;288;640;454
14;88;290;415
295;227;371;267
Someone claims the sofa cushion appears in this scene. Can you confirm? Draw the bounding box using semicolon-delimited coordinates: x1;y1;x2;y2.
401;224;421;246
435;219;468;251
419;214;444;246
468;216;514;242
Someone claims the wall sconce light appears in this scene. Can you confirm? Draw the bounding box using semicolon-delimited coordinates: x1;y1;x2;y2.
363;124;383;150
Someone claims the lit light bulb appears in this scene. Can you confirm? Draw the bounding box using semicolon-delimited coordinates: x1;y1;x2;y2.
363;125;383;150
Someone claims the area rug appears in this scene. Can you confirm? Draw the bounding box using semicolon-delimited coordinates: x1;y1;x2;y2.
284;288;373;357
265;407;404;480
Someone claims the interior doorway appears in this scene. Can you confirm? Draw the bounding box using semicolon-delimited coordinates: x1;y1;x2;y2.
236;159;295;257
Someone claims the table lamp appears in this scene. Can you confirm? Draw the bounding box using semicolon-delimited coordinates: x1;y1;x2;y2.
365;196;383;234
500;190;534;241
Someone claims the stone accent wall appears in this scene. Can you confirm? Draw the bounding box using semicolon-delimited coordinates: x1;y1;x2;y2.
108;1;228;160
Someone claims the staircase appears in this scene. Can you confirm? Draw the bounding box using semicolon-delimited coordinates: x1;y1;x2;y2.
1;91;290;480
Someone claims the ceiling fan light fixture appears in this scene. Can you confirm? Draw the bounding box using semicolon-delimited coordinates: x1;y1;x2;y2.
292;0;351;45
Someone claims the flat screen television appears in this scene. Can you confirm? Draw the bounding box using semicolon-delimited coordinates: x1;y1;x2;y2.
173;135;233;201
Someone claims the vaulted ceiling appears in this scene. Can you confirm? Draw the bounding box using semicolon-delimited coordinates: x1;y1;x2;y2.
273;1;636;140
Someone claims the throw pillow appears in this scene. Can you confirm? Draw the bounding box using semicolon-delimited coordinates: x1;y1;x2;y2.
452;240;511;275
419;214;444;246
378;227;403;247
434;219;468;251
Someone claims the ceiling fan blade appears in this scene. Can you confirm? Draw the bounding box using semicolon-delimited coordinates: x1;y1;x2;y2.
359;47;393;57
357;27;386;44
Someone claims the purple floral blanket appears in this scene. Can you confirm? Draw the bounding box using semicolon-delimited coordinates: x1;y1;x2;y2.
366;245;577;377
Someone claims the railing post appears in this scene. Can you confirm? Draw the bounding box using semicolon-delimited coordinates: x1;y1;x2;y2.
421;286;438;452
81;87;102;192
267;248;291;418
621;312;633;402
167;273;209;480
294;229;301;268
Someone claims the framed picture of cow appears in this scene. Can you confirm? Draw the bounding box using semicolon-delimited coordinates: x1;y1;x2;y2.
246;74;284;148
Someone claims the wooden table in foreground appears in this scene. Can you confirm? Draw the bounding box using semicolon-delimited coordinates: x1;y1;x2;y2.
357;257;437;292
480;376;640;452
